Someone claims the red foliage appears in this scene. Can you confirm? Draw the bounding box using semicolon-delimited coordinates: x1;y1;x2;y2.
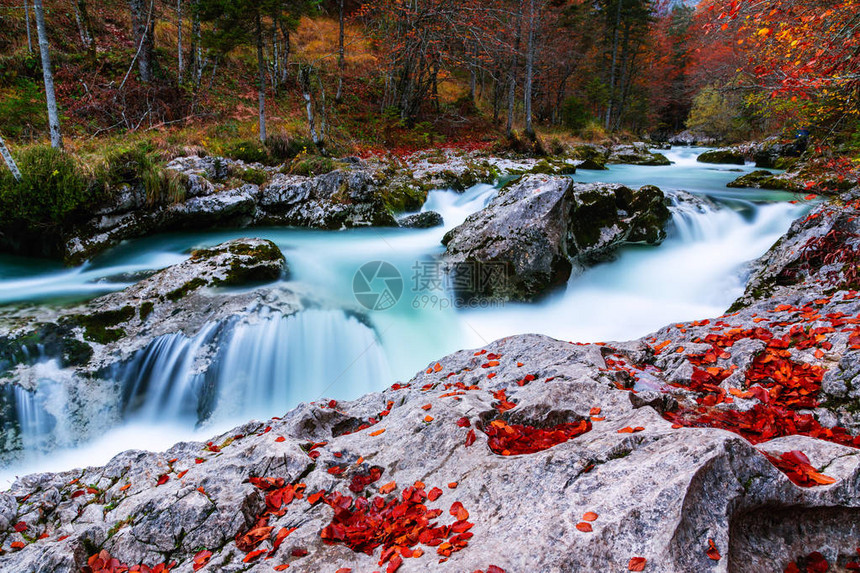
760;450;837;487
320;483;473;568
481;419;592;456
80;550;174;573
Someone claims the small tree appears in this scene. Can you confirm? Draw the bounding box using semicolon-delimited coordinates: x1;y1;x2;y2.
686;86;739;141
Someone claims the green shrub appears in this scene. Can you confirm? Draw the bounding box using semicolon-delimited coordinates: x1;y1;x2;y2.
0;146;102;229
93;143;186;205
265;133;314;162
285;155;337;177
237;167;269;185
223;139;269;164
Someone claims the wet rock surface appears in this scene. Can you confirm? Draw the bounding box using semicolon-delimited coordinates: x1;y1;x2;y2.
2;195;860;572
440;175;671;301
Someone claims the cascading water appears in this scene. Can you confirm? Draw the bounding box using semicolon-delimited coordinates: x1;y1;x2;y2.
0;147;814;484
116;308;389;427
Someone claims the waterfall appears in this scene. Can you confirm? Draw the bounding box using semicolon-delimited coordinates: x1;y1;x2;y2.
117;308;390;426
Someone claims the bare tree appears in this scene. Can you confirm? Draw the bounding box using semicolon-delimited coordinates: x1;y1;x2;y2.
0;134;22;182
129;0;155;82
177;0;184;79
256;11;267;142
33;0;63;149
24;0;33;53
506;0;524;136
335;0;345;103
523;0;536;137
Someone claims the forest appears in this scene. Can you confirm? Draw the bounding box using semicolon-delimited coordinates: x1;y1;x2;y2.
0;0;856;153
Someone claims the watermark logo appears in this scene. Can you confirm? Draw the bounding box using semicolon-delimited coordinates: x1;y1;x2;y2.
353;261;404;311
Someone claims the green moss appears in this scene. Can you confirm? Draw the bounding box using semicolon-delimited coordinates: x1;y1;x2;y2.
139;301;155;321
237;167;269;185
166;277;207;302
77;306;135;344
379;181;430;213
222;139;269;164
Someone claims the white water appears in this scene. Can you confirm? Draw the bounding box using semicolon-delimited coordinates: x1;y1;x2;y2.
0;147;813;485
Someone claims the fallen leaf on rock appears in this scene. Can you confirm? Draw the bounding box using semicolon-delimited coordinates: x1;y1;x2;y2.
421;404;432;410
424;415;434;422
582;512;598;522
482;419;591;455
192;550;212;571
369;428;386;437
706;538;720;560
448;482;458;489
379;481;397;494
575;522;593;532
761;450;837;487
465;429;477;447
13;522;26;532
156;474;169;486
628;556;647;571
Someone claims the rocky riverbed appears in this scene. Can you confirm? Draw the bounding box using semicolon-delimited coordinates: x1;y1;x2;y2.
5;142;671;265
1;183;859;572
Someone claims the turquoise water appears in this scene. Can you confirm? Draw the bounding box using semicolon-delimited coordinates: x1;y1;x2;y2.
0;147;813;483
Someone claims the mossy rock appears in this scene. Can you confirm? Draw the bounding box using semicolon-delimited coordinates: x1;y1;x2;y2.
726;170;796;191
379;181;430;213
165;277;207;302
697;150;745;165
75;306;136;344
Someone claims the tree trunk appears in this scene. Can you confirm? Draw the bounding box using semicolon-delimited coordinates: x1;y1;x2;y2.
24;0;33;54
177;0;184;80
335;0;345;103
605;0;623;130
469;43;476;103
255;11;267;143
279;20;290;84
33;0;63;149
190;0;201;87
506;0;524;137
523;0;536;138
129;0;154;83
300;65;322;149
0;134;22;182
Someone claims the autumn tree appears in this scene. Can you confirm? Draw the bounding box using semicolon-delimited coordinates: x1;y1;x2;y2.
700;0;860;137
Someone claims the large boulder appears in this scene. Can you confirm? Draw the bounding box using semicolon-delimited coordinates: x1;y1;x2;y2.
257;169;398;229
726;170;799;191
398;211;444;228
607;142;671;166
440;175;671;301
697;149;746;165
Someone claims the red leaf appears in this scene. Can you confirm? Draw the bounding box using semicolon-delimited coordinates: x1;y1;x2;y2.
628;557;647;571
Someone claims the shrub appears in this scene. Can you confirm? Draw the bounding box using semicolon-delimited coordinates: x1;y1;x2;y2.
94;143;186;205
223;139;269;164
0;146;101;229
237;167;269;185
286;155;337;177
265;133;314;162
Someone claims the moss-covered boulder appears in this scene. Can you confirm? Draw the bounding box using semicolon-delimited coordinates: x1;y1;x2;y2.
697;149;745;165
607;143;671;166
726;170;798;191
441;176;671;302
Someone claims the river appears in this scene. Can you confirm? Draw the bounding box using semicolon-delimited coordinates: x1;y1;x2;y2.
0;147;810;485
